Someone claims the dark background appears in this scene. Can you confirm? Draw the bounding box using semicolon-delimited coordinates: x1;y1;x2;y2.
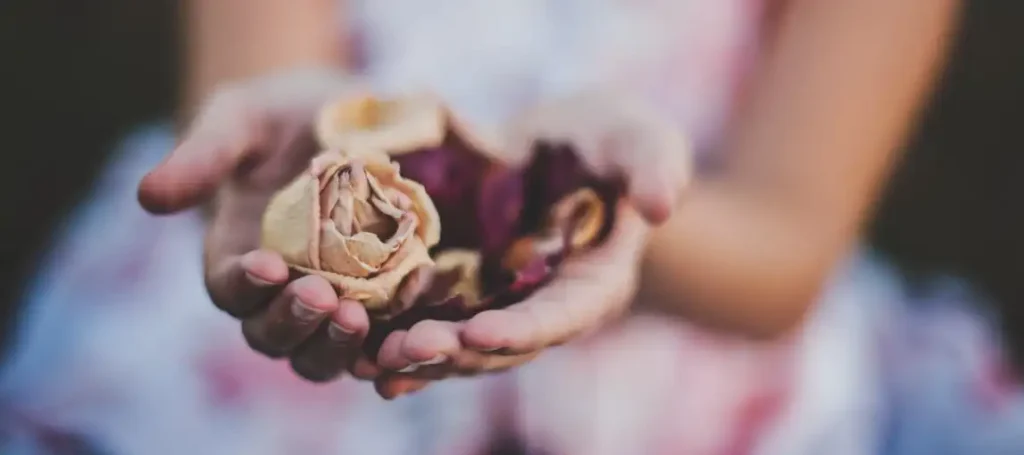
0;1;1021;361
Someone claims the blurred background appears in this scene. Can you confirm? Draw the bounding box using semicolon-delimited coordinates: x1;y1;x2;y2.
1;1;1023;453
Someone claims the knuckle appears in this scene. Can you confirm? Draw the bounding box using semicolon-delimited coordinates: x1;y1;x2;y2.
204;276;263;319
290;357;341;383
241;321;288;359
206;287;245;318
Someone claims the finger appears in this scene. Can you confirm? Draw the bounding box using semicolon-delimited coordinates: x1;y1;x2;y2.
206;249;289;318
462;205;647;354
241;275;339;358
376;330;411;371
289;299;370;382
391;320;462;371
614;123;696;224
379;350;538;386
610;104;692;224
374;374;432;400
349;353;384;380
138;92;265;214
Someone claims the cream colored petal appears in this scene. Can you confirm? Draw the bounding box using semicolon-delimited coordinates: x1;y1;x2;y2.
432;249;482;307
369;195;404;220
375;217;417;273
348;160;371;200
332;176;356;236
261;174;320;269
310;151;346;178
385;214;417;250
319;221;377;278
300;238;434;313
362;170;389;203
343;231;396;271
384;188;412;211
320;173;340;221
550;188;606;250
364;159;441;247
316;93;447;154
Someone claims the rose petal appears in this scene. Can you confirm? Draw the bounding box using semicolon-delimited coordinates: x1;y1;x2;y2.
549;188;606;250
296;239;433;313
431;249;482;305
392;142;492;251
369;195;404;220
364;158;441;247
352;197;396;237
316;94;448;156
261;174;321;269
320;222;378;277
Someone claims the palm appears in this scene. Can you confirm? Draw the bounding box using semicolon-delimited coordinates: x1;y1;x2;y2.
205;123;321;273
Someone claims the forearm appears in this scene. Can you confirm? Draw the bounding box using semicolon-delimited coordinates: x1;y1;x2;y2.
641;0;961;337
640;180;844;337
182;0;345;115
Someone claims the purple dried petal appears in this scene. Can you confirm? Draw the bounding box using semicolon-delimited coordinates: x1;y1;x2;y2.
391;132;511;252
476;167;525;258
519;143;622;246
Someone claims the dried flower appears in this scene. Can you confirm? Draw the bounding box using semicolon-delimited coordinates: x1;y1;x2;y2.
265;94;623;356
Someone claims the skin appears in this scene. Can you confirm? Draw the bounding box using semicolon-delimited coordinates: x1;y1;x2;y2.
139;0;960;398
643;0;962;336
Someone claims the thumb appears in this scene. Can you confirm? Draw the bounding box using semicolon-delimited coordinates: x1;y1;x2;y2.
138;100;266;214
137;135;252;214
617;112;693;225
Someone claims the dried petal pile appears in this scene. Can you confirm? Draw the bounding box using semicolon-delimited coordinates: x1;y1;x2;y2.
263;94;623;356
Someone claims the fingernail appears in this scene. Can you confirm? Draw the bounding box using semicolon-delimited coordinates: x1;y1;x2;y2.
291;300;324;322
327;322;355;343
419;354;447;366
398;354;447;373
245;272;277;287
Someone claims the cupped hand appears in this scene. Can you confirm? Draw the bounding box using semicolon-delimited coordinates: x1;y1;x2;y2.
369;94;692;399
138;68;377;382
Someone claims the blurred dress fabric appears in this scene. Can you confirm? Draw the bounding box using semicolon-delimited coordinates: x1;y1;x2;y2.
3;1;1022;454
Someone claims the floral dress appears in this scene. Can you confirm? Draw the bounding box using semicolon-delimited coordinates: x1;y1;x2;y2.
3;1;1023;454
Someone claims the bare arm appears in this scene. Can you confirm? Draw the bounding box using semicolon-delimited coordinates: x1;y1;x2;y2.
183;0;345;114
641;0;961;337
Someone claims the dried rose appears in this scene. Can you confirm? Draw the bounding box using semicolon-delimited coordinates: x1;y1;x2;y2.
260;151;441;316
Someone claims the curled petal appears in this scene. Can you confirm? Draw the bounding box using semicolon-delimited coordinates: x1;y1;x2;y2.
261;175;321;269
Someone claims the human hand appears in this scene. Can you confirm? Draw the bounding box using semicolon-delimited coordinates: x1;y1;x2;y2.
137;68;379;382
368;94;692;398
